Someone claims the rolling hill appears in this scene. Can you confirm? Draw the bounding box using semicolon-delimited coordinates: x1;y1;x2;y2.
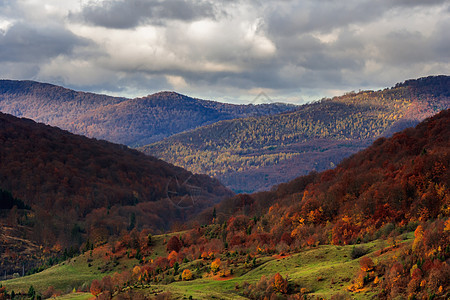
0;80;297;146
0;112;233;274
142;75;450;192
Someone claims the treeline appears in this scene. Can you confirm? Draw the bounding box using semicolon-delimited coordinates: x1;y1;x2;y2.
68;92;296;147
0;79;126;124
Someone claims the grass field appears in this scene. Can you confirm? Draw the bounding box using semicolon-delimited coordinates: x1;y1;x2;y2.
2;244;136;293
55;293;94;300
1;232;414;299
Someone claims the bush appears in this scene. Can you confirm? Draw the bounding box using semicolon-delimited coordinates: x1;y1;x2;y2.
376;223;395;238
351;246;368;259
359;257;374;272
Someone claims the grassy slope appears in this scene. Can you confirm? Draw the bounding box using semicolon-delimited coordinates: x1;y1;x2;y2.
2;244;136;293
165;233;413;299
1;232;182;294
55;293;94;300
3;231;414;299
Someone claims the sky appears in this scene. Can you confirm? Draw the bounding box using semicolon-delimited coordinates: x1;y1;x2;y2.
0;0;449;104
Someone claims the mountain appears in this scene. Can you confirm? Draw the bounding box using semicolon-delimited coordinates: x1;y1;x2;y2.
0;112;233;251
141;75;450;192
0;80;297;146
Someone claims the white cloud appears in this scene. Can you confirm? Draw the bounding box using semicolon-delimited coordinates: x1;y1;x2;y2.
166;75;188;89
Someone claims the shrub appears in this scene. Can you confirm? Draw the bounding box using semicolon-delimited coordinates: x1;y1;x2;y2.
351;246;368;259
360;257;374;272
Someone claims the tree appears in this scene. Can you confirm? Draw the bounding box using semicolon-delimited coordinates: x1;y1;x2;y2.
101;276;113;294
271;273;288;294
28;285;36;299
166;236;182;253
413;224;424;252
168;250;178;264
90;279;102;297
182;269;193;281
280;232;293;246
173;262;180;274
211;258;221;274
147;234;153;246
132;265;142;281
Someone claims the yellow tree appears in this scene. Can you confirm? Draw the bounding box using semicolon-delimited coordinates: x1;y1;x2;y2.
413;225;424;252
272;273;288;293
211;258;221;274
182;269;193;281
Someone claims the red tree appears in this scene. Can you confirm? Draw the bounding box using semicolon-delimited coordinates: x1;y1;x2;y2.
166;236;182;252
90;279;102;297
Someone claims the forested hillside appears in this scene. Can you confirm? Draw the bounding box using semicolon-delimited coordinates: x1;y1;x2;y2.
0;112;232;250
142;75;450;192
0;81;296;146
208;108;450;233
187;108;449;299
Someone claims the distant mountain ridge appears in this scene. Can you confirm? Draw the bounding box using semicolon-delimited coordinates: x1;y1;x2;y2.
0;81;297;146
142;75;450;192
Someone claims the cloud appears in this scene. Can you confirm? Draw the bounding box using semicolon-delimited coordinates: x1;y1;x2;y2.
392;0;447;7
0;0;448;103
0;22;91;63
74;0;216;29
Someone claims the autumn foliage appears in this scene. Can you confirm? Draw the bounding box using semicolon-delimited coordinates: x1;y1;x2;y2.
90;279;102;297
181;269;193;281
211;258;221;274
166;236;182;253
240;273;293;298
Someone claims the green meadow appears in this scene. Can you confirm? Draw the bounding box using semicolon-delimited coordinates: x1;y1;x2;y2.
2;232;414;299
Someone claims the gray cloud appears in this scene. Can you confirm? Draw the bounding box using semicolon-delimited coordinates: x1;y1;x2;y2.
431;20;450;62
74;0;216;29
392;0;447;7
266;1;382;37
265;0;448;37
0;23;91;63
0;0;448;103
